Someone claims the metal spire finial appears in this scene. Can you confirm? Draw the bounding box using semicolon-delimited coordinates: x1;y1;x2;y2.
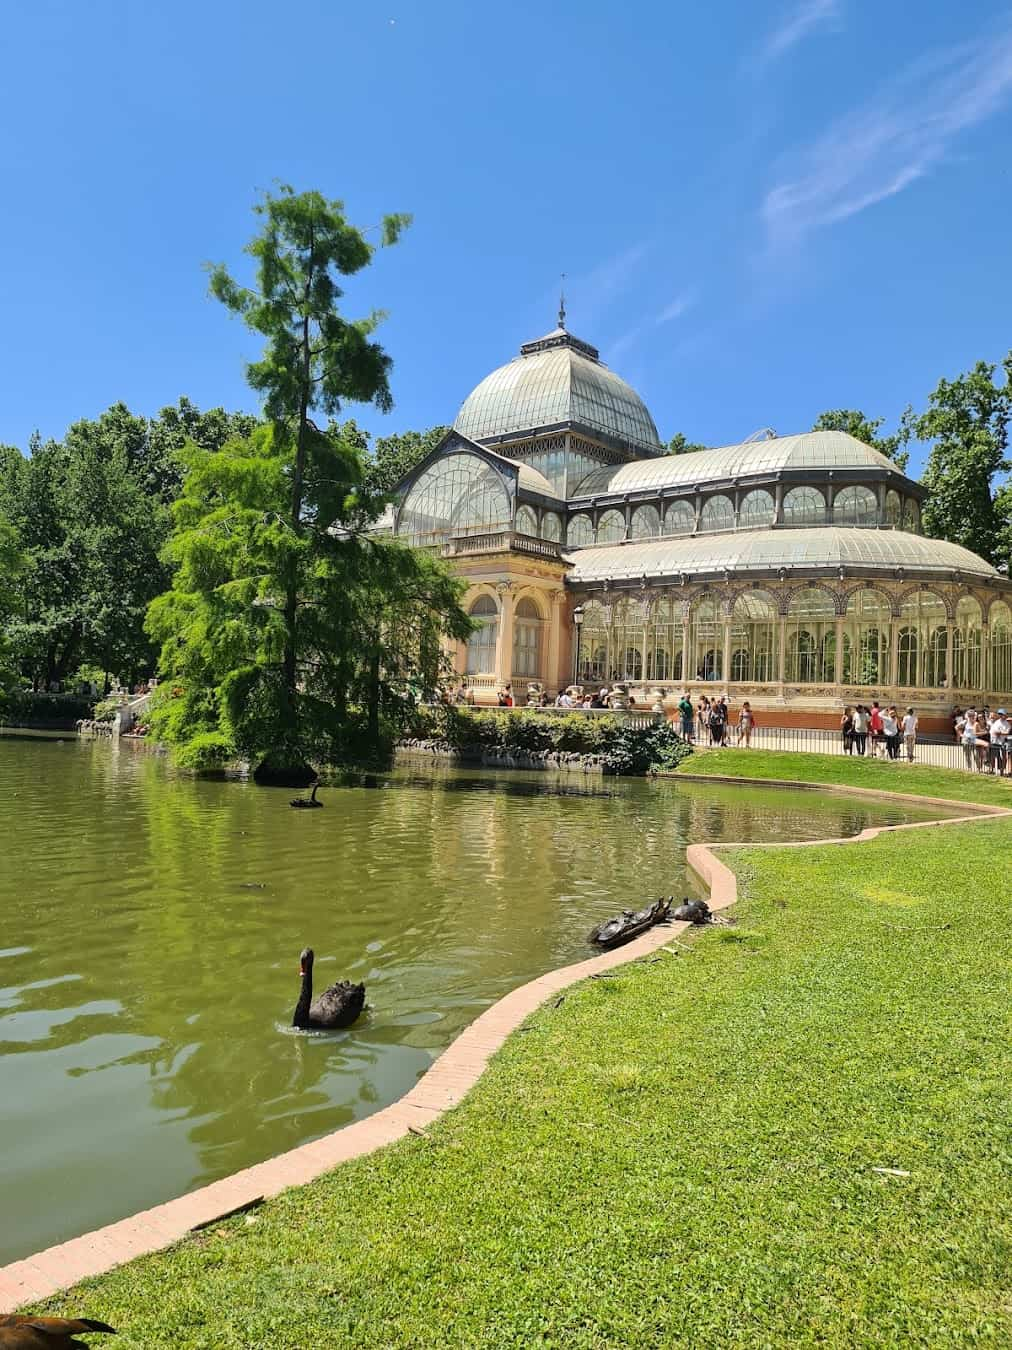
558;273;566;330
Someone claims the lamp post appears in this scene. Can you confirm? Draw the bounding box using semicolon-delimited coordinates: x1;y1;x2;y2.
572;604;585;687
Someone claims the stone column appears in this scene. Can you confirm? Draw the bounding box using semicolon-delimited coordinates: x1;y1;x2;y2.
495;581;515;691
546;590;566;692
888;618;899;690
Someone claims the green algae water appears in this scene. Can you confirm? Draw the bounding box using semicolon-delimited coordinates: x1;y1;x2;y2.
0;736;953;1264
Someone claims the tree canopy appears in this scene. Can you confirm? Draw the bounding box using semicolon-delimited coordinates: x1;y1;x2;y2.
811;408;913;471
667;432;707;454
363;425;449;494
916;357;1012;566
149;187;471;778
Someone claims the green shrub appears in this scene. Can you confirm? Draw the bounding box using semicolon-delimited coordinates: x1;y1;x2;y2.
172;731;234;772
0;690;95;724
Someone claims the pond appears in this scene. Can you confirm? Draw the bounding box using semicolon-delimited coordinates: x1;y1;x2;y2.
0;736;953;1265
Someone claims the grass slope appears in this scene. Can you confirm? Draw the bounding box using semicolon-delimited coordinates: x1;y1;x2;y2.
36;811;1012;1345
678;748;1012;808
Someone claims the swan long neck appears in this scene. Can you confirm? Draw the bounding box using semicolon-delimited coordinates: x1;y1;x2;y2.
293;964;313;1028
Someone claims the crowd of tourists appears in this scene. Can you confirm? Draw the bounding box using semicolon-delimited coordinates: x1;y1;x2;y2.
675;692;757;748
952;705;1011;775
839;702;919;761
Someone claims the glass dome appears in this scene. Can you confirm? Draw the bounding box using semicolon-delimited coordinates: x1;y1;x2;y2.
453;327;661;454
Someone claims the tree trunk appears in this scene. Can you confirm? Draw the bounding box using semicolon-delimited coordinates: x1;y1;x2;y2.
366;640;381;747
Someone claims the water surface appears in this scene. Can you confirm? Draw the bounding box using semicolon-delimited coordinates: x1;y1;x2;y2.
0;738;950;1263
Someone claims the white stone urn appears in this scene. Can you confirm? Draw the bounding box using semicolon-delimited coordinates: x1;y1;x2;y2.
650;687;667;714
608;682;630;711
526;681;544;707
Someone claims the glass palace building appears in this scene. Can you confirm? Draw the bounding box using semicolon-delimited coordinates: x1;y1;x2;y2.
389;317;1012;730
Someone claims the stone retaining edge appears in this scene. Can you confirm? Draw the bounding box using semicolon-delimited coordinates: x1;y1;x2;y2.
3;782;1009;1311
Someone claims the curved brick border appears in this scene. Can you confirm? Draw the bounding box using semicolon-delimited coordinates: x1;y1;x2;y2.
2;780;1009;1311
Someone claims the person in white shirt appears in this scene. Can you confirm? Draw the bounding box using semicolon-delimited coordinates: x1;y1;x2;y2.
881;707;900;759
990;708;1009;775
902;708;918;762
960;710;978;771
851;705;869;756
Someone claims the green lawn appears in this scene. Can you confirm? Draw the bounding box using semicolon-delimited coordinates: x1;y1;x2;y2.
34;777;1012;1346
677;747;1012;808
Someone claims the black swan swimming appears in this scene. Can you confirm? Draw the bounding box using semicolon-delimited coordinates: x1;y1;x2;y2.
292;947;365;1030
290;783;322;809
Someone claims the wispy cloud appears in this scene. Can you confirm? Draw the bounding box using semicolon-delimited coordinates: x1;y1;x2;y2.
655;290;698;325
762;28;1012;248
761;0;840;64
559;241;650;332
606;288;699;362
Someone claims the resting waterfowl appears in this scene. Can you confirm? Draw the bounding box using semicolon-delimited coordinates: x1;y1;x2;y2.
290;782;322;809
672;898;711;924
0;1315;116;1348
292;947;365;1030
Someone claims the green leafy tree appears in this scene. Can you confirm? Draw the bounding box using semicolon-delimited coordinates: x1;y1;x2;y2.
667;432;707;454
151;186;471;778
0;510;21;688
147;397;260;501
917;357;1012;565
812;408;913;471
363;424;449;493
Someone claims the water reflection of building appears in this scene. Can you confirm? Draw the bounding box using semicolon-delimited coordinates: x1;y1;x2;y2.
386;311;1011;731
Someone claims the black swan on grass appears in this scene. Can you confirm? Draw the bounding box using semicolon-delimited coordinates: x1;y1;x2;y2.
292;947;365;1030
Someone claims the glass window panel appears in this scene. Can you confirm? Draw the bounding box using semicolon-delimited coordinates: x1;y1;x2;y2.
513;597;541;678
629;504;661;539
399;453;512;545
730;589;778;681
990;601;1012;694
833;485;878;526
782;486;825;524
953;596;982;689
514;504;538;537
664;500;695;536
700;494;734;532
541;511;562;542
688;595;724;680
885;489;902;526
466;594;499;674
566;514;594;548
596;509;626;544
898;591;947;687
739;489;775;528
785;587;836;682
842;588;892;684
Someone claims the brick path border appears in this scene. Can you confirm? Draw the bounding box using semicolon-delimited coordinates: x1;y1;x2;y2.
2;780;1009;1311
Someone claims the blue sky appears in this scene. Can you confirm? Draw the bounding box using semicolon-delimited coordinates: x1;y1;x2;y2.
3;0;1012;475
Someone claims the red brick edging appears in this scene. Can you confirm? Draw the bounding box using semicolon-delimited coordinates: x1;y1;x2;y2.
2;780;1008;1310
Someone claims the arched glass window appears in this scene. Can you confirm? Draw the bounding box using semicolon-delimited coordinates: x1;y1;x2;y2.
898;591;947;687
566;514;594;548
647;597;683;684
465;594;499;674
596;509;626;544
688;595;724;680
541;511;562;543
398;453;512;545
739;490;775;529
782;486;825;525
576;602;609;684
664;500;695;536
629;504;661;539
842;589;892;685
514;504;538;537
903;500;921;533
785;589;836;683
990;601;1012;695
513;597;542;678
700;495;734;532
952;596;982;690
730;590;779;683
897;627;918;686
833;485;878;526
885;489;902;526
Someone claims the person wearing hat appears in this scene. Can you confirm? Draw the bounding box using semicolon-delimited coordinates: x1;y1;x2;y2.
990;708;1009;776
